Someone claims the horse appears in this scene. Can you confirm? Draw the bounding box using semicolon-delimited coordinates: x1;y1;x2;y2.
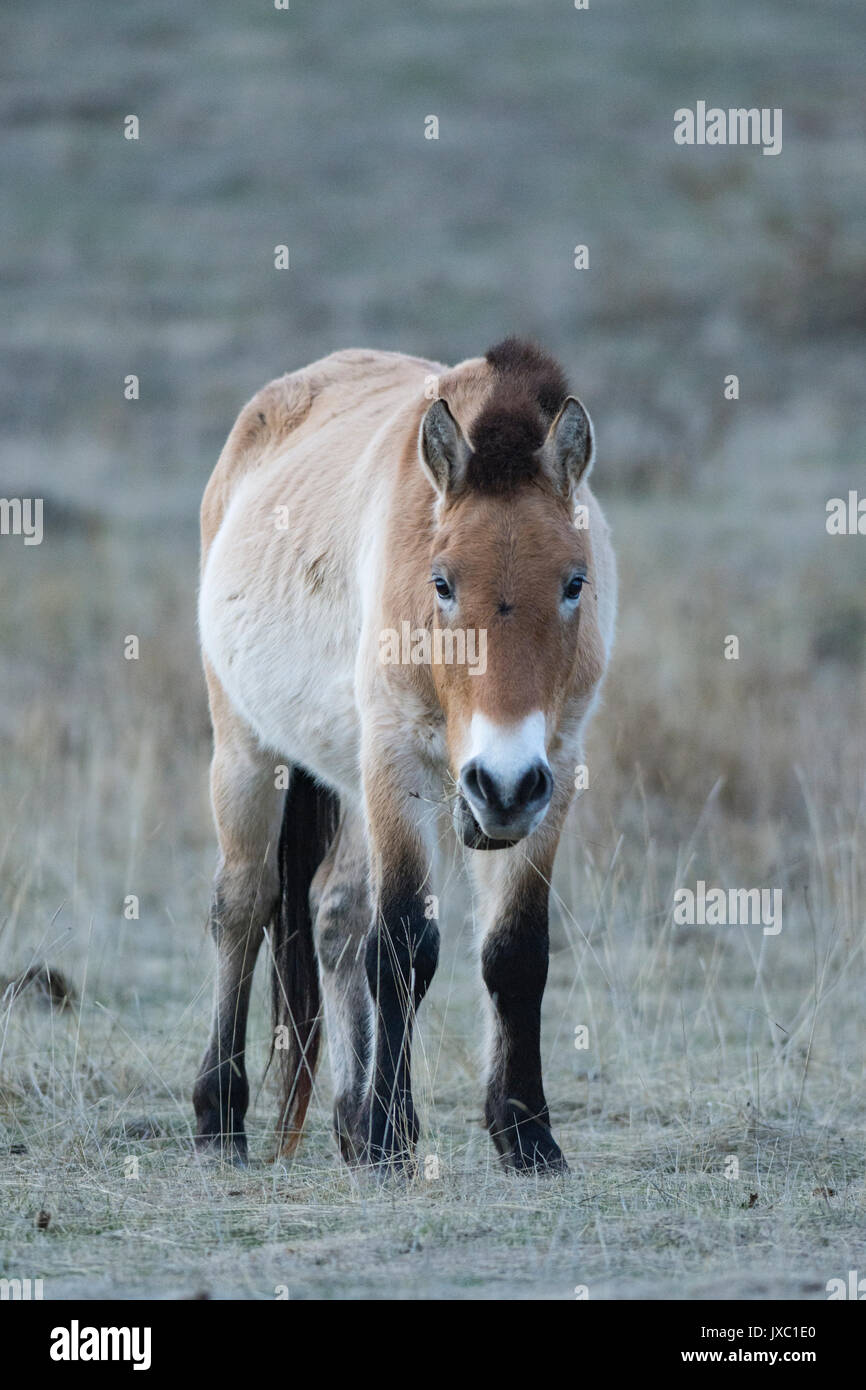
192;336;617;1173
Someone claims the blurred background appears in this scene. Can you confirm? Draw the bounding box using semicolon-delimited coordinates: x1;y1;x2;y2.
0;0;864;1298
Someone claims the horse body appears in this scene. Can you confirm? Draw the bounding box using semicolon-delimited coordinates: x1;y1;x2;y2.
199;348;438;796
193;338;616;1172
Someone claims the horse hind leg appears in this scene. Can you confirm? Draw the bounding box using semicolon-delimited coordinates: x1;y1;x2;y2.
311;808;373;1163
193;675;283;1163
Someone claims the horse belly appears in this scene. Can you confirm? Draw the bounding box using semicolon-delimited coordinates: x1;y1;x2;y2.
199;518;362;797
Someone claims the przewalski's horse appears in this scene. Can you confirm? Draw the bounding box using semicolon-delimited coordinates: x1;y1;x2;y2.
193;338;616;1173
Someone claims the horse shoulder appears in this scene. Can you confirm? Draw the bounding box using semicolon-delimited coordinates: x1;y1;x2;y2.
201;349;443;560
200;370;315;558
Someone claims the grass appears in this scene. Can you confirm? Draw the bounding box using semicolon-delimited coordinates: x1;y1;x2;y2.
1;0;864;1300
0;463;863;1298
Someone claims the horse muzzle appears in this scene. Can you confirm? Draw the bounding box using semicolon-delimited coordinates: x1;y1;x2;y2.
452;764;553;849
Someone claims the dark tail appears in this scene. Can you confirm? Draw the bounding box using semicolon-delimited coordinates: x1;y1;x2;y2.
272;765;339;1156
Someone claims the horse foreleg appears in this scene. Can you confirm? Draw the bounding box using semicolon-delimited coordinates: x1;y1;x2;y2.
359;785;438;1172
311;808;374;1162
471;840;568;1174
193;678;282;1163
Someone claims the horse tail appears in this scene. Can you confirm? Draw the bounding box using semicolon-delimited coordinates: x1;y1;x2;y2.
271;764;339;1155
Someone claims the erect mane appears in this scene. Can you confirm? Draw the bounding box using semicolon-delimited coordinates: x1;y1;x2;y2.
463;337;569;494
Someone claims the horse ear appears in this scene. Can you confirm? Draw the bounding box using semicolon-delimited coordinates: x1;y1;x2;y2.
540;396;595;496
418;398;471;496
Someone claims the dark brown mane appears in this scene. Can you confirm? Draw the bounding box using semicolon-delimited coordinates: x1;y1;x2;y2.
464;337;569;494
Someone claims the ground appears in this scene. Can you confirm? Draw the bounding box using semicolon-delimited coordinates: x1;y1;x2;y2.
0;0;864;1299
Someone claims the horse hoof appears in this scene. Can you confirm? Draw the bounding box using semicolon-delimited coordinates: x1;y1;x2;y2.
489;1110;569;1175
194;1130;249;1167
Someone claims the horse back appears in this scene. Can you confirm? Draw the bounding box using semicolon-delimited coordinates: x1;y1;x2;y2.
200;348;443;564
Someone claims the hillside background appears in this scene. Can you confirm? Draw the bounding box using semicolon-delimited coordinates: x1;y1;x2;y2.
0;0;864;1299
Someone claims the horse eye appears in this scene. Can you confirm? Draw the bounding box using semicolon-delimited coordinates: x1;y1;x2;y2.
563;574;585;602
434;576;453;601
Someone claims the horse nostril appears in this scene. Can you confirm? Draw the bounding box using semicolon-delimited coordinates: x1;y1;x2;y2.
475;764;498;807
462;757;552;819
515;761;553;811
462;759;497;809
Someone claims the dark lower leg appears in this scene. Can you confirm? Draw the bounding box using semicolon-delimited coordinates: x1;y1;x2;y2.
481;899;566;1172
193;892;264;1162
310;814;374;1162
317;917;374;1162
362;895;439;1168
